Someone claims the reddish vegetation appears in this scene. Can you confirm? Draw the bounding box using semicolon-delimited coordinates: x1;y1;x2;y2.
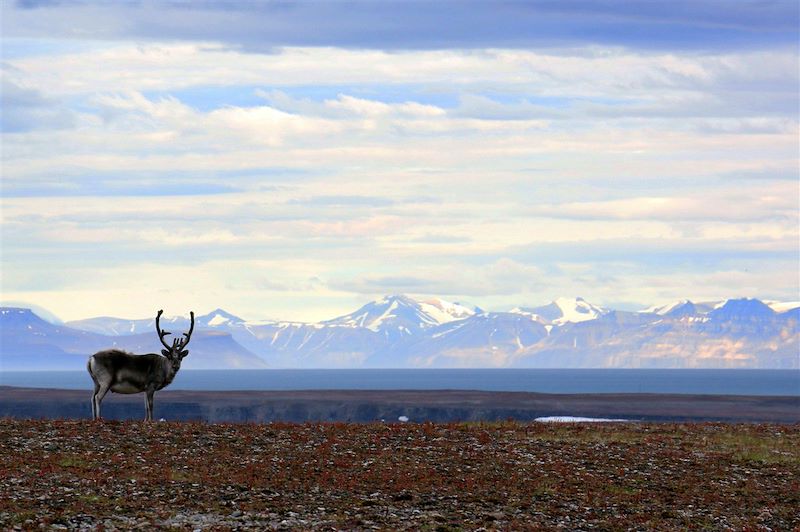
1;419;798;530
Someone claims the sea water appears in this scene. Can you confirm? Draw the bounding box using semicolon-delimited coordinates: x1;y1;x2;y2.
2;369;798;396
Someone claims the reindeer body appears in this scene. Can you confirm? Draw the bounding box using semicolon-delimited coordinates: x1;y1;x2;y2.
89;350;177;392
87;310;193;421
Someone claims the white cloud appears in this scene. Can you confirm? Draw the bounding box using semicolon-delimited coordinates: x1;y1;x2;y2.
525;185;799;223
5;44;796;104
328;258;546;298
2;41;797;320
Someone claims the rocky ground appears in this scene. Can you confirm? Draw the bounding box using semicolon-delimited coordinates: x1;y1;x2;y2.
1;419;798;530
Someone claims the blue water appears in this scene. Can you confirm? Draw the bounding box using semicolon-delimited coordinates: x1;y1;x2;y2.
2;369;798;396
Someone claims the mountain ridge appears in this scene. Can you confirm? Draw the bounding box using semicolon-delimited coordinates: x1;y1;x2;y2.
46;294;800;330
3;295;798;370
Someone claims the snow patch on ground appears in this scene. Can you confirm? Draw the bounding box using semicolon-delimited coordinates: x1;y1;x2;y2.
766;300;800;313
509;308;546;323
417;297;476;324
535;416;628;423
644;299;690;315
208;314;230;326
552;297;606;326
366;300;400;331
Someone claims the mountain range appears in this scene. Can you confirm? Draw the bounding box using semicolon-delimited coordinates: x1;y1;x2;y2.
1;295;798;370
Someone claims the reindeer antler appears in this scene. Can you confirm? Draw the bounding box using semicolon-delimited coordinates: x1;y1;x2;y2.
179;311;195;349
156;310;194;353
155;309;173;350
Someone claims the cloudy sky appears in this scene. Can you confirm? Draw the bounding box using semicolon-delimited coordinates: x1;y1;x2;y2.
1;0;798;322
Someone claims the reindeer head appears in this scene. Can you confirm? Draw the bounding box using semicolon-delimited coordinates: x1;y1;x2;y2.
155;310;195;368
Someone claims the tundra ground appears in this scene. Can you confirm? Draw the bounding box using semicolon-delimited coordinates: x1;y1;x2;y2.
1;419;798;530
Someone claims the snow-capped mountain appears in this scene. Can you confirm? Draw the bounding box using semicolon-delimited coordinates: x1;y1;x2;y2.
0;302;64;325
65;308;248;336
512;297;607;326
516;299;798;369
707;298;776;322
415;297;481;323
4;295;799;369
198;308;248;328
645;299;697;317
323;294;479;343
230;295;482;366
643;299;724;317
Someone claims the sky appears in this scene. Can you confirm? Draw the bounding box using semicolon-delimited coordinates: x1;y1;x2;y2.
1;0;798;322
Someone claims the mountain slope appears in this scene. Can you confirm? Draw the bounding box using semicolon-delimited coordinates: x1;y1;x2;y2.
379;312;548;368
1;308;110;370
514;303;799;369
1;308;267;370
243;322;384;368
106;330;268;370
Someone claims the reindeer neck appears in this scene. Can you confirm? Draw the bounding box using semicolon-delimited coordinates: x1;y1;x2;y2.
159;356;180;389
164;367;178;386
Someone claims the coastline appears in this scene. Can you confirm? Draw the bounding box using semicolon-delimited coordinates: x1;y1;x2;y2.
2;386;798;423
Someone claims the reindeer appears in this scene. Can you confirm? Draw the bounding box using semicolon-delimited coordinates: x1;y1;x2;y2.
87;310;194;421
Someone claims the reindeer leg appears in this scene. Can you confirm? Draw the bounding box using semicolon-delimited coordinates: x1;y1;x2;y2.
91;382;100;420
94;384;110;420
145;390;155;421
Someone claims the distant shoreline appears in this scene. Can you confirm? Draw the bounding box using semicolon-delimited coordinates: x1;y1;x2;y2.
2;386;798;424
3;368;798;396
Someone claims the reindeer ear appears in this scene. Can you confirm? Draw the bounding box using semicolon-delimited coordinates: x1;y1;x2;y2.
161;349;171;357
180;349;189;359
